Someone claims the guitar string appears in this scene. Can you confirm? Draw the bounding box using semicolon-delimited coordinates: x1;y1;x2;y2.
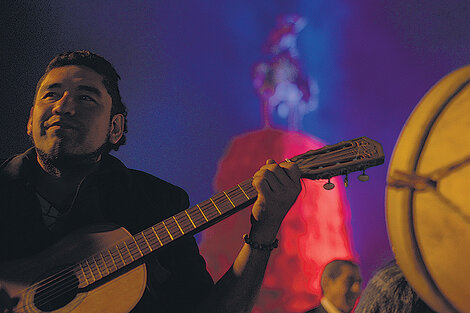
26;191;244;310
16;181;272;307
14;211;217;310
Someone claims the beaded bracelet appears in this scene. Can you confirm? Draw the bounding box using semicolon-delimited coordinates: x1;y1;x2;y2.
243;234;279;251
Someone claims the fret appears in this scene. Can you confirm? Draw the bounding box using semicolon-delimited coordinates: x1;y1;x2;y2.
85;260;96;281
115;245;127;267
132;233;145;255
99;252;111;275
124;241;135;262
125;239;142;261
139;231;153;253
225;185;252;208
173;216;185;235
187;206;207;227
210;192;233;215
88;257;102;280
173;211;191;233
237;184;250;200
240;179;257;198
129;238;144;259
155;223;172;244
198;200;219;220
94;254;107;277
151;226;164;246
223;191;235;208
165;217;184;240
76;265;88;287
185;209;197;229
209;197;222;215
116;242;132;264
106;249;119;272
196;204;209;222
80;261;94;285
144;227;162;250
162;220;174;240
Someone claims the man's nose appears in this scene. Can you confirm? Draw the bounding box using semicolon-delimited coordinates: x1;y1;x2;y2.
351;281;361;294
52;92;75;115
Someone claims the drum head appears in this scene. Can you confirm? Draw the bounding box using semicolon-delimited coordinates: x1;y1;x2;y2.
386;65;470;313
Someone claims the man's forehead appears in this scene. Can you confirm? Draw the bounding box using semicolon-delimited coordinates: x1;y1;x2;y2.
341;264;361;277
39;65;105;90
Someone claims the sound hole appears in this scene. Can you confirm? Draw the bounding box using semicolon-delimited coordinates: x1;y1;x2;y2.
34;269;79;312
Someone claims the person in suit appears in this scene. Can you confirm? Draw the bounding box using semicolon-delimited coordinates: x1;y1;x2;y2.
305;259;362;313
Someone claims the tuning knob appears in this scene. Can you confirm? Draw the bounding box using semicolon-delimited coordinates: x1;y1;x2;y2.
344;174;349;187
358;170;369;182
323;178;335;190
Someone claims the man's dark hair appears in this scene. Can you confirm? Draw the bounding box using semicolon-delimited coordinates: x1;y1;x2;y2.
320;259;359;292
355;260;436;313
36;50;128;152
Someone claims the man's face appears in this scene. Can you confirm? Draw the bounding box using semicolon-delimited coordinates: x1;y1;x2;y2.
324;265;362;313
28;65;118;158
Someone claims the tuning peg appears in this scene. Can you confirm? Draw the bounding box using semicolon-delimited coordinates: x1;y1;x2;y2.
358;170;369;182
344;174;349;187
323;178;335;190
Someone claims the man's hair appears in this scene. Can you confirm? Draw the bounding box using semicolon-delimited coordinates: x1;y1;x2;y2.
320;259;359;292
354;260;436;313
35;50;128;152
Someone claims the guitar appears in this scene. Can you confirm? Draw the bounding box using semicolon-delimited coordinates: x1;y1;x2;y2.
0;137;384;313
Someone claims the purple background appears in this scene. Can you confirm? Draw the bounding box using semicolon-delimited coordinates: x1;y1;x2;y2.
2;0;469;288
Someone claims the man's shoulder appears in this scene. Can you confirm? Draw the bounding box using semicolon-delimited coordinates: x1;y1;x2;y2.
0;148;35;180
127;168;188;200
102;154;188;200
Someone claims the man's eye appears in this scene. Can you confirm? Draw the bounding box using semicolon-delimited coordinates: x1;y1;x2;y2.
79;95;95;102
42;92;57;99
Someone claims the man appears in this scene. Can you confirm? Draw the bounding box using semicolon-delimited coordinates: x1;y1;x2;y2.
0;51;301;313
305;260;362;313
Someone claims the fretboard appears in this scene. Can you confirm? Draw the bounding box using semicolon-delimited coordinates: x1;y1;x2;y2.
74;178;257;288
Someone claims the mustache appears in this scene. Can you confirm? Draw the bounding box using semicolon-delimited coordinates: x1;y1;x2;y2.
43;117;80;129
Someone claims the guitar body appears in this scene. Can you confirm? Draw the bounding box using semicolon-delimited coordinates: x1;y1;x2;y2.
0;224;147;313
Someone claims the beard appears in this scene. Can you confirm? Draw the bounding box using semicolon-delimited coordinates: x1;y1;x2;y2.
36;142;109;176
34;132;111;176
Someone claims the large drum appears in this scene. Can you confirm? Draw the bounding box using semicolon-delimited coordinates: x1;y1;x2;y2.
386;65;470;313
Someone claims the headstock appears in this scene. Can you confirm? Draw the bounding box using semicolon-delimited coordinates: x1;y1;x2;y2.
287;137;384;189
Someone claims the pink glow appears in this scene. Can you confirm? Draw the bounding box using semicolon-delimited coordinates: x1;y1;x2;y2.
199;128;356;312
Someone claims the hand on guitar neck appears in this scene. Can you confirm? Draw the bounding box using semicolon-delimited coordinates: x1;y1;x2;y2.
249;159;302;243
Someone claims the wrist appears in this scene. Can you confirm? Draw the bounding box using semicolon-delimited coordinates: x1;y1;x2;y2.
248;214;280;244
243;234;279;251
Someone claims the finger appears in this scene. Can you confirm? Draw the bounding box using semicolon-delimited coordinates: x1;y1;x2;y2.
263;161;299;187
253;168;280;192
266;159;276;165
279;162;302;183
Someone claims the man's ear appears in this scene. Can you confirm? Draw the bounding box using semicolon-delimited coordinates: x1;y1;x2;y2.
108;113;125;144
27;106;34;136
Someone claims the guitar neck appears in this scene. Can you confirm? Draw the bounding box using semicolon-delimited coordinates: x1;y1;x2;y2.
74;179;258;288
138;178;258;252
